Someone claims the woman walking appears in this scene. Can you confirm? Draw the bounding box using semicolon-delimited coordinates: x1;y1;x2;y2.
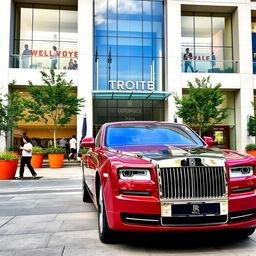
18;136;37;179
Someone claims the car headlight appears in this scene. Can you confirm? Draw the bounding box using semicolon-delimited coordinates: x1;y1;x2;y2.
230;166;254;178
119;169;151;181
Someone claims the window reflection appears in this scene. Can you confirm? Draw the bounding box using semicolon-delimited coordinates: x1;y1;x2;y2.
94;0;165;91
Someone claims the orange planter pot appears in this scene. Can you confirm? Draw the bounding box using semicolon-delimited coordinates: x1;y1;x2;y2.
48;154;64;168
0;160;18;179
31;154;44;168
246;150;256;157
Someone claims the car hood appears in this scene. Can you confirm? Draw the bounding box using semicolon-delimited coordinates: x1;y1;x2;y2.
109;145;224;160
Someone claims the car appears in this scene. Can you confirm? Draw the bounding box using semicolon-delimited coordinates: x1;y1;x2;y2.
81;121;256;243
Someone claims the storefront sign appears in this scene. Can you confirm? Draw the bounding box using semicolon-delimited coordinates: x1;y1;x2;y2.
109;80;154;91
29;50;78;58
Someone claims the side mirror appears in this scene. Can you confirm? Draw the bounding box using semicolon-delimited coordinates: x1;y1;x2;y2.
81;137;95;149
203;136;214;146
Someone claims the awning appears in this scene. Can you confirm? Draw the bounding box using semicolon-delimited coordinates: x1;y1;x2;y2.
92;91;172;100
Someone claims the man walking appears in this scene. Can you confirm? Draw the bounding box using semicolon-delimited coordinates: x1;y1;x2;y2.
183;48;194;72
68;135;77;160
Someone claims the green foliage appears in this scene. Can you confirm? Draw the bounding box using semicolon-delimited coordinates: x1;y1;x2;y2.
79;148;89;153
0;84;25;149
0;151;19;160
23;70;85;147
46;147;65;154
174;77;227;136
247;102;256;137
245;144;256;151
9;145;20;151
32;146;45;154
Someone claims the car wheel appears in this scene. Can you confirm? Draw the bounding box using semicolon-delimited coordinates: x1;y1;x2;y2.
98;182;114;243
238;227;255;237
82;180;92;202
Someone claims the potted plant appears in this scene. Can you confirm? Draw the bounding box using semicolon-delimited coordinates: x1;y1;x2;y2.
46;147;65;168
31;146;45;168
245;144;256;157
80;148;89;161
0;152;19;179
10;145;21;156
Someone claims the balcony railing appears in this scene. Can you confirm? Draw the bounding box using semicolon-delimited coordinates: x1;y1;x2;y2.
181;60;238;73
10;54;78;70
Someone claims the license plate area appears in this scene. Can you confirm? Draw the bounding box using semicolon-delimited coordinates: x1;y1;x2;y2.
172;202;220;217
161;201;228;217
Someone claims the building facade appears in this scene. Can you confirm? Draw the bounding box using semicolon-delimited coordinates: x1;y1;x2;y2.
0;0;256;152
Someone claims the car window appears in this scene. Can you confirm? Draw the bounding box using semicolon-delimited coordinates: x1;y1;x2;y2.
95;129;102;148
105;124;204;147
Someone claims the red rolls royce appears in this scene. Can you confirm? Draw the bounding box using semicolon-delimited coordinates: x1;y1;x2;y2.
81;121;256;243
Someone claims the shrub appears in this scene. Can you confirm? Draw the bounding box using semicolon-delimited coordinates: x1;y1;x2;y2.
245;144;256;151
32;146;45;154
9;145;20;151
79;148;89;154
46;147;65;154
0;151;19;160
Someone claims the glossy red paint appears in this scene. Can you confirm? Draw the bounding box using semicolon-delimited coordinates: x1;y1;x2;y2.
82;121;256;234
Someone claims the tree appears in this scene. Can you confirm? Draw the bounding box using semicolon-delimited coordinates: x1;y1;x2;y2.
0;84;25;150
24;70;85;148
248;102;256;137
174;77;227;136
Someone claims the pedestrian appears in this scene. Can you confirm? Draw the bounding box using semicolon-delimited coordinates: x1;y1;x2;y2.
211;52;216;69
50;46;58;69
21;44;31;68
73;60;78;70
68;58;74;70
68;135;77;160
59;137;67;150
18;136;37;180
183;48;194;72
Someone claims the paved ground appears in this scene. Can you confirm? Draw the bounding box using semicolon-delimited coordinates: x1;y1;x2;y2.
0;166;255;256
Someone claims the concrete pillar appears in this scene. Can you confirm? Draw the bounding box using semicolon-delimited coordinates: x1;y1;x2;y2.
0;0;12;150
234;6;255;152
77;0;94;139
165;0;182;123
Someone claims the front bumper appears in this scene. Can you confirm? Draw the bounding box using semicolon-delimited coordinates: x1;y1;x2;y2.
107;190;256;232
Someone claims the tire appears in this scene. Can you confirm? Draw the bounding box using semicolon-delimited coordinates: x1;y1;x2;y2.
98;182;114;243
82;179;92;202
238;227;255;237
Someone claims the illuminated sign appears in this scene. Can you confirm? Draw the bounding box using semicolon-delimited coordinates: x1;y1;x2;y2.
109;80;154;91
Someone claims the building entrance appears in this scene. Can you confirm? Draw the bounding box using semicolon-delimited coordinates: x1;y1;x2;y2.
93;99;165;136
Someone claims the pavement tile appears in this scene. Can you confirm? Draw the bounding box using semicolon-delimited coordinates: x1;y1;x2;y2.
59;219;98;232
0;217;13;227
9;214;57;224
13;247;63;256
0;233;52;252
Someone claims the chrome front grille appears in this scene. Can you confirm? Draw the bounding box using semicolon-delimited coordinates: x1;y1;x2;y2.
159;167;227;199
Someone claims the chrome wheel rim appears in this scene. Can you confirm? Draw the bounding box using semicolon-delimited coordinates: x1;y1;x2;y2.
99;185;103;234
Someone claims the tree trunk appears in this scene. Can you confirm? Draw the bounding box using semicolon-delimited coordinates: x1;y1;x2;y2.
53;124;57;148
198;127;202;137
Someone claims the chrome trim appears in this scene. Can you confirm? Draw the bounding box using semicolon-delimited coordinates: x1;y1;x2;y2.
125;217;159;222
230;213;255;220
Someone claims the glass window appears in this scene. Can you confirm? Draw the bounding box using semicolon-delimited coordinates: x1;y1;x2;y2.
13;5;78;70
94;0;165;91
181;12;233;73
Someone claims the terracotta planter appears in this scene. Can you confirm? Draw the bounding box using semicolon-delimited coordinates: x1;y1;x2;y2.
246;150;256;157
81;153;87;161
0;160;18;179
31;154;44;168
48;154;64;168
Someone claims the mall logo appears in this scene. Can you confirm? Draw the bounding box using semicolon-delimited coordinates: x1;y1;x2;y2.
109;80;154;91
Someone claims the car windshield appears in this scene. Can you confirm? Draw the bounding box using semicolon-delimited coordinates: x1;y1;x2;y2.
105;123;204;147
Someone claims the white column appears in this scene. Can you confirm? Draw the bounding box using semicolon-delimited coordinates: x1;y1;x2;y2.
165;0;182;123
77;0;94;139
0;0;12;150
234;5;254;152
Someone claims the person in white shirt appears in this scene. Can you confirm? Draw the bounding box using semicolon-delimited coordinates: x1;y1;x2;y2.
68;135;77;160
18;136;37;179
50;45;58;69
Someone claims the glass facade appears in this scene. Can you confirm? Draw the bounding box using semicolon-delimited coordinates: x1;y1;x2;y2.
93;99;164;135
181;12;235;73
93;0;165;91
13;4;78;70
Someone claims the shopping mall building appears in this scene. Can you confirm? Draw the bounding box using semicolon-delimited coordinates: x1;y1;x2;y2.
0;0;256;151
